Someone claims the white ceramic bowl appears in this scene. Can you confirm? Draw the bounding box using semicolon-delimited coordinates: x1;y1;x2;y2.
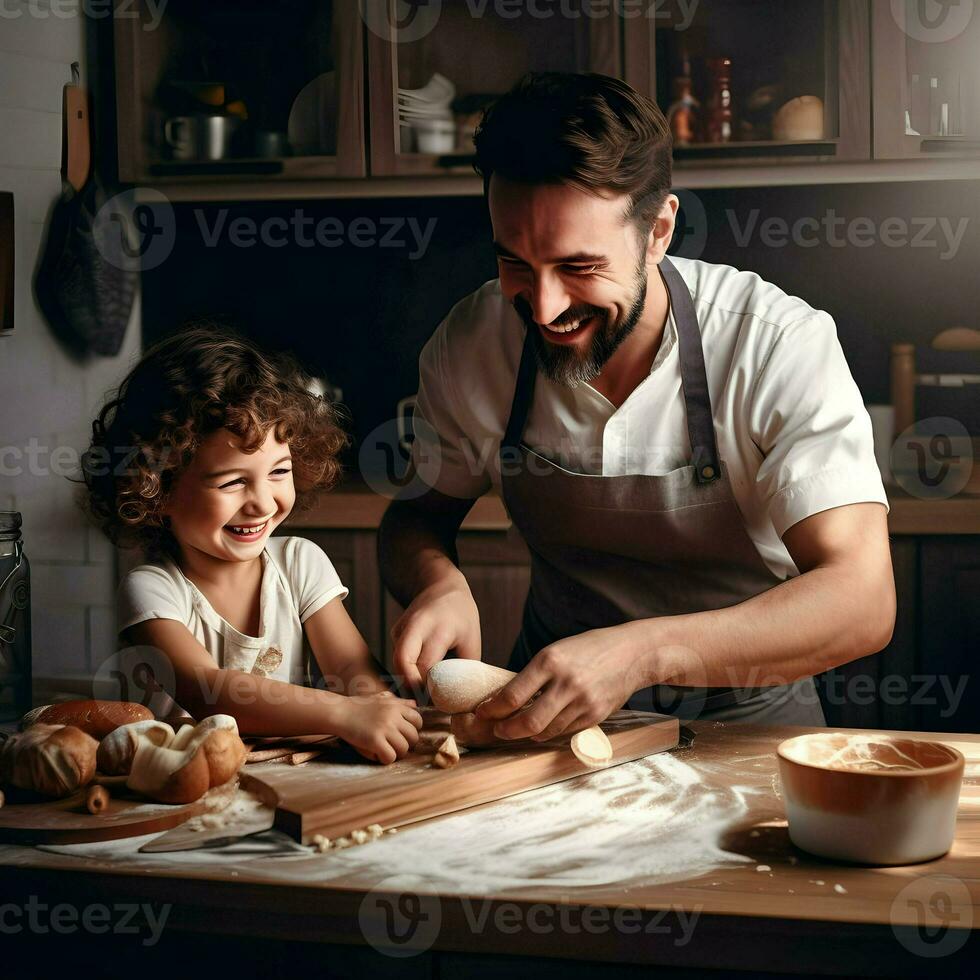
777;733;964;865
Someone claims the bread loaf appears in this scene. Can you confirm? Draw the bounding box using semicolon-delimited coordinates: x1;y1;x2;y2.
20;700;153;739
426;660;517;714
122;715;248;805
0;724;98;797
97;719;175;775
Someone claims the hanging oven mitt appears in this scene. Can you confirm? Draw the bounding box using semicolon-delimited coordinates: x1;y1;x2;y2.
35;63;138;357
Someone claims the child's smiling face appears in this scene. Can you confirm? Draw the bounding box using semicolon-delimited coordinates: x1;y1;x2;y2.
164;427;295;563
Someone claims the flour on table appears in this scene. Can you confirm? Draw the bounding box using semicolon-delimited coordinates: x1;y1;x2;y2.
28;752;757;893
299;752;757;892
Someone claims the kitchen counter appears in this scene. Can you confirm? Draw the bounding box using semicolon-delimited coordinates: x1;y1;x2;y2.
287;482;980;535
2;722;977;976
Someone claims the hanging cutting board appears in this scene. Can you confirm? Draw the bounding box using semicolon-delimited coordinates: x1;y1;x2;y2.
0;783;222;845
238;709;679;845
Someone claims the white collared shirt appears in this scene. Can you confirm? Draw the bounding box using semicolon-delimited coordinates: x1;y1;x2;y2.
412;256;888;579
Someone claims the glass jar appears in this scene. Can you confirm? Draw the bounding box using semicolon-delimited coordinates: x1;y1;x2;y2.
0;512;31;722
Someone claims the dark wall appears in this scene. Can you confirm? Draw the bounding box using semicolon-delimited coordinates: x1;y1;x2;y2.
141;179;980;444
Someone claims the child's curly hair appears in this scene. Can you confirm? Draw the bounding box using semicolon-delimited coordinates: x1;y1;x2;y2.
82;324;348;558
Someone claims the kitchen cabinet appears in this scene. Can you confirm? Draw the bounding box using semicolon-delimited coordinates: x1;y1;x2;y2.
113;0;366;182
110;0;980;198
871;0;980;159
918;537;980;733
365;0;624;177
629;0;871;166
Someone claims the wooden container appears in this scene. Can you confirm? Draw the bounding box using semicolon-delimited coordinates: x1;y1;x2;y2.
777;733;964;865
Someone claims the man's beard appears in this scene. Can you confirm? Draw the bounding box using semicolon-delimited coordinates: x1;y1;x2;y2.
514;261;648;388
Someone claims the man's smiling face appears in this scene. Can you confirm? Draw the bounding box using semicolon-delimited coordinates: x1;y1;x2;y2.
489;175;655;387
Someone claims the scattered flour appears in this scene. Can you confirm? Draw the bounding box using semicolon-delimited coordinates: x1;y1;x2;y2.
293;752;758;892
29;752;758;894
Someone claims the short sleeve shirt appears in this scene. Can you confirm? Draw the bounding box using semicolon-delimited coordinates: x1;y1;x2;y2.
411;257;888;580
117;536;348;686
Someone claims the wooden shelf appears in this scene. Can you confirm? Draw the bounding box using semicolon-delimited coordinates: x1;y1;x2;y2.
284;483;511;532
282;482;979;535
131;154;980;202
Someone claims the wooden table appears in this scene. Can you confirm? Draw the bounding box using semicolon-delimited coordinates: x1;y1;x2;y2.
1;722;978;978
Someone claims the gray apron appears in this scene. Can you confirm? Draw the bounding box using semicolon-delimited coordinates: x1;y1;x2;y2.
501;257;825;725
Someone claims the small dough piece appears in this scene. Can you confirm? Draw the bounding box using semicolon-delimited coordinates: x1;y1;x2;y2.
352;828;369;844
433;734;460;768
570;726;613;766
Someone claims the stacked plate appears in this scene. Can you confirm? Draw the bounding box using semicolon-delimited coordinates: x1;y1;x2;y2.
398;73;457;153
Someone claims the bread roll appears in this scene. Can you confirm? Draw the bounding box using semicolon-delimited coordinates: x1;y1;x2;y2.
0;724;98;798
97;719;175;775
20;700;153;739
122;714;247;804
426;660;517;714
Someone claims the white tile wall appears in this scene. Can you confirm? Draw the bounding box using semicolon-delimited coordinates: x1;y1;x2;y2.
0;11;142;694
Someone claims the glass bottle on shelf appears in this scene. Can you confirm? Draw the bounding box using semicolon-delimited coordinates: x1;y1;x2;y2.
666;50;700;147
703;56;734;143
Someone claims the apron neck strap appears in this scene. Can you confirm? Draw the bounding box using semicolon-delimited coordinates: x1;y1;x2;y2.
502;257;721;483
659;256;721;484
502;326;539;451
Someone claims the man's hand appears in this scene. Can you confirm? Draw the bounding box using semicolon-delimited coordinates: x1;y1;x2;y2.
391;576;482;691
475;623;646;740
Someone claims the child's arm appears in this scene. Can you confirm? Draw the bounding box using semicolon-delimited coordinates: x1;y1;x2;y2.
125;619;422;763
303;596;390;697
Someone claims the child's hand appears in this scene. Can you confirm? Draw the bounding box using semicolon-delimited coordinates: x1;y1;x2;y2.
335;695;423;765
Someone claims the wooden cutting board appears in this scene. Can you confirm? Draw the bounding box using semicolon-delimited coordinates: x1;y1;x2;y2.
0;783;223;845
241;709;679;845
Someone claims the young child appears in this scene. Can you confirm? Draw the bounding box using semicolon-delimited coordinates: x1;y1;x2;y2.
83;326;421;764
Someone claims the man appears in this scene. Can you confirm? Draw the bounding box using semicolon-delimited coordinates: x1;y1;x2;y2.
379;72;894;737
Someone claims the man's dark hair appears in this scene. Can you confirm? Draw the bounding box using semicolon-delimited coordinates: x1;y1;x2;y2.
472;72;673;236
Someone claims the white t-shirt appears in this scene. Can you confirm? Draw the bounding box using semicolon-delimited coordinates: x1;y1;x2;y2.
412;256;888;580
117;536;348;686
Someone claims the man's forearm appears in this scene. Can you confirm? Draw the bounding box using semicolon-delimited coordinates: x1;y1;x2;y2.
378;501;466;607
629;562;895;690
